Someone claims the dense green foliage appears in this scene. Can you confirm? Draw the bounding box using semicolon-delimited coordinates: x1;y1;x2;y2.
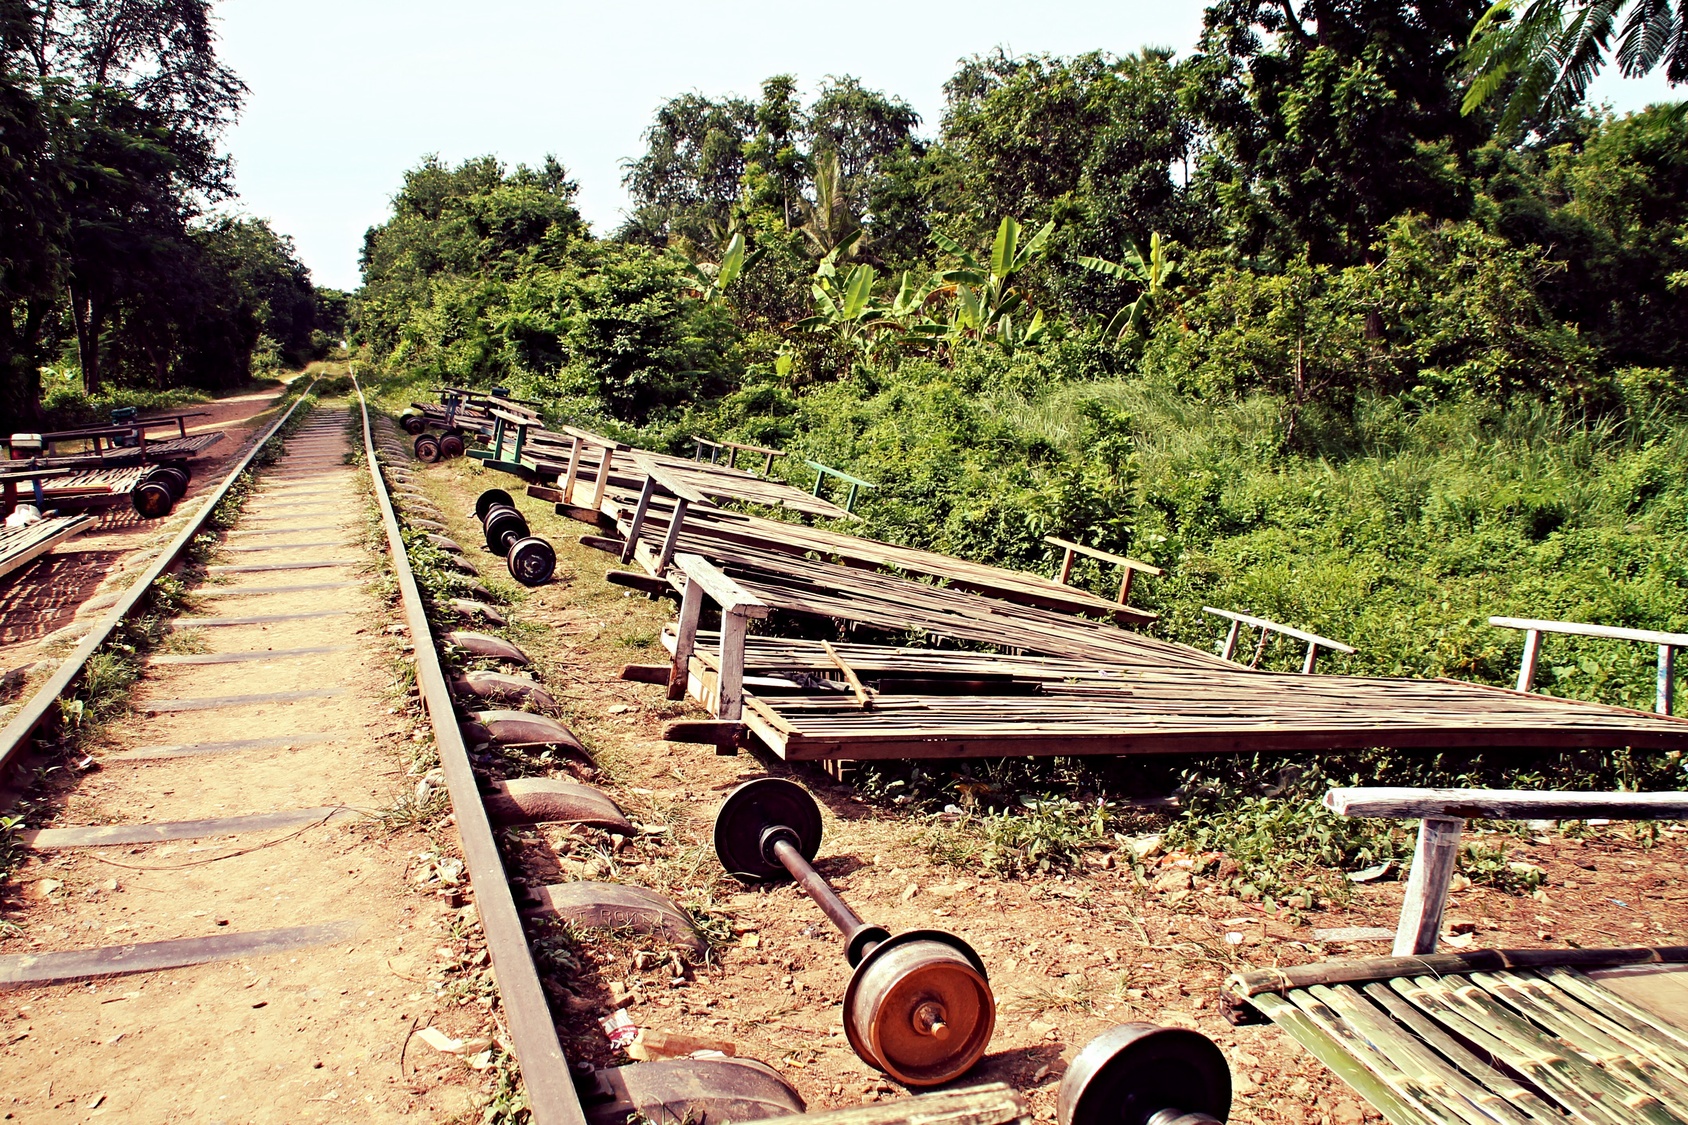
0;0;335;428
352;1;1686;739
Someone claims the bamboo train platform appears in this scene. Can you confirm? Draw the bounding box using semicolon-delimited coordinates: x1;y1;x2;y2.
493;414;1688;762
653;632;1688;760
1225;947;1688;1125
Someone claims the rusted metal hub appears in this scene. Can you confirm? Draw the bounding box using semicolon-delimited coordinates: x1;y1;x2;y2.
842;929;995;1086
714;777;996;1087
1058;1024;1231;1125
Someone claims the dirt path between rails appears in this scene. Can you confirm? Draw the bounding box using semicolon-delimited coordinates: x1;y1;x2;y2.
390;447;1688;1125
0;404;485;1123
0;378;297;662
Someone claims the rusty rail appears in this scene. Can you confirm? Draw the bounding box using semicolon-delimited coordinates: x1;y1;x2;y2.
354;373;584;1125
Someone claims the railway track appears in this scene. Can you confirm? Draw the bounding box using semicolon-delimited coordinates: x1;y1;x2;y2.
0;379;1237;1125
0;383;594;1122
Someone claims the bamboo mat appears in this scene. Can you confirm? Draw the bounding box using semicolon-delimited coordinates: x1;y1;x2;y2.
678;633;1688;759
1234;955;1688;1125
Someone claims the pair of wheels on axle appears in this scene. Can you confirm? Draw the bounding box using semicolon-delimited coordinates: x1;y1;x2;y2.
130;462;191;519
473;488;554;587
713;777;1232;1124
412;429;466;462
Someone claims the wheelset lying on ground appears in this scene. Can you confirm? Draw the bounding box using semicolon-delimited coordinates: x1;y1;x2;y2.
473;488;556;587
130;462;190;518
1060;1023;1233;1125
412;429;467;463
713;777;995;1087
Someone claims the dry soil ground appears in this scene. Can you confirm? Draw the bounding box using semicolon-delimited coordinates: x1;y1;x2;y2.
389;447;1688;1125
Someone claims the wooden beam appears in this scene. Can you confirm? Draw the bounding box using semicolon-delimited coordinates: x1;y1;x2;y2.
621;476;657;564
1220;619;1242;662
671;553;770;617
1203;606;1356;655
718;609;749;721
1393;814;1464;956
561;436;583;504
1489;615;1688;649
1043;536;1164;576
668;577;704;701
1326;787;1688;821
655;497;689;574
822;641;875;708
604;569;673;597
662;720;744;747
588;443;613;511
1515;628;1543;692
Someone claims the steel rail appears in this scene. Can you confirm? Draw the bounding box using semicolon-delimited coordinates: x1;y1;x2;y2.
354;374;584;1125
0;380;319;777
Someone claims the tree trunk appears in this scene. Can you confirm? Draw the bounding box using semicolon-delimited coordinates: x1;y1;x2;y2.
69;282;104;395
1285;331;1306;450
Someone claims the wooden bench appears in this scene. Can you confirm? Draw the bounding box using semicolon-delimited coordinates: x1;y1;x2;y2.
1203;606;1355;673
1324;786;1688;956
1491;615;1688;715
804;459;875;513
1044;536;1163;610
693;436;786;477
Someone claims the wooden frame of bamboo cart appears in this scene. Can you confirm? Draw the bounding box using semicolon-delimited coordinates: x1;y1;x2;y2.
663;553;771;748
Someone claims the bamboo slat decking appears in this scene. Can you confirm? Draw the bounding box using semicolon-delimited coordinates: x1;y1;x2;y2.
1228;948;1688;1125
0;514;93;581
601;495;1158;625
665;634;1688;760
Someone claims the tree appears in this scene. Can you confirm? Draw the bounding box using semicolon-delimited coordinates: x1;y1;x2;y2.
1183;0;1488;265
1462;0;1688;136
620;92;757;248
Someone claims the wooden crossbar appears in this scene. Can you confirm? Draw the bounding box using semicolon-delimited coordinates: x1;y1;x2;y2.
1205;606;1355;673
1045;535;1163;607
1490;615;1685;715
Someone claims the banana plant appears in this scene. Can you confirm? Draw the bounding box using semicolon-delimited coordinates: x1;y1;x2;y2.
795;232;887;344
931;216;1055;353
1078;231;1181;341
682;231;761;305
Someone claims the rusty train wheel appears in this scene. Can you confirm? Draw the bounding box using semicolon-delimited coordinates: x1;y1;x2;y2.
843;930;994;1087
1058;1024;1231;1125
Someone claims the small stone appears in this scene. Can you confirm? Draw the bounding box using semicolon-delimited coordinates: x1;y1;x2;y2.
901;883;919;900
1332;1101;1366;1124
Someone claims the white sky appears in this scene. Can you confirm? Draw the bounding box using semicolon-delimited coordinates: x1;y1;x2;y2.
213;0;1683;291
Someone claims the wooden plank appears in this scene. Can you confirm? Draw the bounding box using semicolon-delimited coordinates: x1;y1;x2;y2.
669;577;704;701
718;610;749;721
822;641;875;708
1326;788;1688;821
1043;535;1164;575
1203;606;1356;654
672;553;770;616
0;921;360;988
1490;616;1688;649
1394;815;1464;956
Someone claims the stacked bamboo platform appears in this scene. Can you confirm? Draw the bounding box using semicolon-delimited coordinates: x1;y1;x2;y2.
492;408;1688;762
659;633;1688;760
